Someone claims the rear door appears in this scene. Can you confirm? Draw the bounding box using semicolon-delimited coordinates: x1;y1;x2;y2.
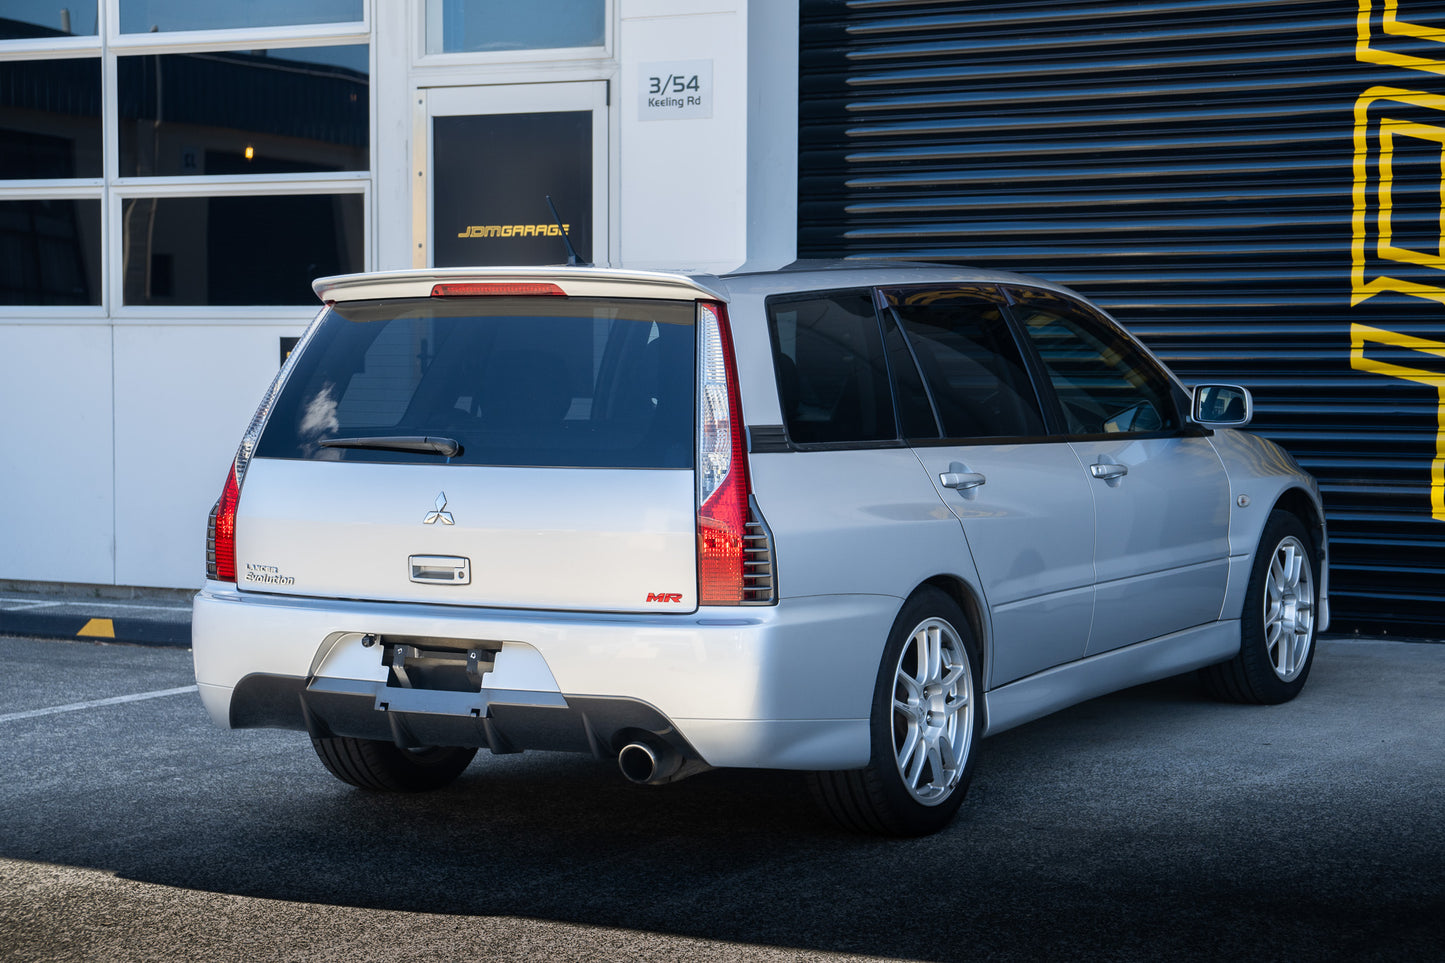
237;292;700;614
880;286;1097;687
1005;286;1231;654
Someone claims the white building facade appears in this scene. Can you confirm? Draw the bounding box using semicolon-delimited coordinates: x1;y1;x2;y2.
0;0;797;594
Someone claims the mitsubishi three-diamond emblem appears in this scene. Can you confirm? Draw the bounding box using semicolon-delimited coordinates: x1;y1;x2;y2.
423;492;454;525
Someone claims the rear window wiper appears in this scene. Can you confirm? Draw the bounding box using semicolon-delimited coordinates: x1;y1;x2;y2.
318;435;462;457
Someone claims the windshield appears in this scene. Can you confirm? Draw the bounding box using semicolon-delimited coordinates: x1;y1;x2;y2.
255;296;696;469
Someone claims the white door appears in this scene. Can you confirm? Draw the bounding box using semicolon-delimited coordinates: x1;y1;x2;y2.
417;82;609;268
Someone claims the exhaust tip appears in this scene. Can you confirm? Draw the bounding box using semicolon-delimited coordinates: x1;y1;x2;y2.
618;742;660;784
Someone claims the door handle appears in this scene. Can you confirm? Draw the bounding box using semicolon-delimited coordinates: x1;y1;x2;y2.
1090;463;1128;481
940;471;987;490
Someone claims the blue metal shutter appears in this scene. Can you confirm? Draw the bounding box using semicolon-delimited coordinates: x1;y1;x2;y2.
798;0;1445;633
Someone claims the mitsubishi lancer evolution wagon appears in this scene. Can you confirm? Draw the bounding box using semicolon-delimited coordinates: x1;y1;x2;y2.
193;261;1328;836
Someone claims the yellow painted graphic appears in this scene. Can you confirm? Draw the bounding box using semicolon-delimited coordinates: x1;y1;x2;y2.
1357;0;1445;75
1351;87;1445;306
1352;17;1445;522
78;618;115;639
1351;324;1445;520
456;223;570;239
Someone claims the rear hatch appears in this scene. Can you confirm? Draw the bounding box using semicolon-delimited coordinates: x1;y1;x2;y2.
236;280;703;614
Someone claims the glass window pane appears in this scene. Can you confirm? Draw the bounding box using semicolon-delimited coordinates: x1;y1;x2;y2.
0;58;101;178
0;199;101;306
767;291;897;445
119;0;361;34
425;0;604;54
1008;288;1179;436
885;288;1045;439
0;2;98;37
121;194;363;306
256;297;695;469
118;47;368;177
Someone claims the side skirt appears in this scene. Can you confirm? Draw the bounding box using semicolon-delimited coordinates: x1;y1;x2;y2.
983;620;1240;737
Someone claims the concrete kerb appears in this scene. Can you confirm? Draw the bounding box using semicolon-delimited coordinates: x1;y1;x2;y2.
0;585;194;648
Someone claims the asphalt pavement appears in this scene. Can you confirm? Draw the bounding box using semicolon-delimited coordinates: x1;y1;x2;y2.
0;630;1442;962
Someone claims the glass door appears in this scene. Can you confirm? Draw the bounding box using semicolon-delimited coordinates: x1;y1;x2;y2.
418;82;608;268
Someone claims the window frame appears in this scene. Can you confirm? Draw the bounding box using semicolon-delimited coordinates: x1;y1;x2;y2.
0;1;375;319
413;0;612;68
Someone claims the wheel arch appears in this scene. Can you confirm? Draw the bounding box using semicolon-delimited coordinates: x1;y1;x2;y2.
915;574;990;726
1272;486;1326;564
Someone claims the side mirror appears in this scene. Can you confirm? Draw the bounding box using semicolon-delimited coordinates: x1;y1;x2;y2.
1191;384;1253;427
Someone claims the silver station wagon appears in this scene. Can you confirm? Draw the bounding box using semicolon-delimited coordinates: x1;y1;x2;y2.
193;262;1328;836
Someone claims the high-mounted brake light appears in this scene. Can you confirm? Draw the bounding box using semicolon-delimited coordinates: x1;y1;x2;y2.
696;301;755;605
430;282;565;297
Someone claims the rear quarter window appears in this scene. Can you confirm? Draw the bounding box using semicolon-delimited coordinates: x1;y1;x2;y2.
255;296;696;468
766;290;897;445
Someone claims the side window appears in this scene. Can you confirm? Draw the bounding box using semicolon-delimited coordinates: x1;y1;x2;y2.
767;290;897;445
1008;288;1179;436
883;287;1046;439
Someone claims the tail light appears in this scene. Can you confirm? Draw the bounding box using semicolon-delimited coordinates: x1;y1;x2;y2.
696;301;776;605
204;308;322;582
206;460;241;582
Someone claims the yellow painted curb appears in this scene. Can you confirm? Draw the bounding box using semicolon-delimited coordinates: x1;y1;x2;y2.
78;618;116;639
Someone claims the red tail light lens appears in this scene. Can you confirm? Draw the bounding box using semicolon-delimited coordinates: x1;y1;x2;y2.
207;460;241;582
697;301;751;605
430;282;565;297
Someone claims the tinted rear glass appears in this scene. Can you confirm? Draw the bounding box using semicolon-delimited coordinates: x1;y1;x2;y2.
767;290;897;445
256;296;695;468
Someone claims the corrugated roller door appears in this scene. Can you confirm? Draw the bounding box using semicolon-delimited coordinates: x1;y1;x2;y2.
799;0;1445;633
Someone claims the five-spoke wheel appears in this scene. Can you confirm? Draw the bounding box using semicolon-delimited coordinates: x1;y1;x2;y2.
810;587;981;836
1262;533;1315;682
890;616;974;804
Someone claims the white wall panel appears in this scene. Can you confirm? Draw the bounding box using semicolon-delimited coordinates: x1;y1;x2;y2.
618;4;748;273
617;0;797;274
112;322;307;588
0;324;116;584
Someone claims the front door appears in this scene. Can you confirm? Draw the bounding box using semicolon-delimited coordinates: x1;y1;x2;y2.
1005;286;1232;655
418;82;608;268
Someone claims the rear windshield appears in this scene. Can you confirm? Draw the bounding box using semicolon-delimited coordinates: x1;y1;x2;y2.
255;296;696;468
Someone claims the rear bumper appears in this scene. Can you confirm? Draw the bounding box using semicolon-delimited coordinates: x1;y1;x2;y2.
192;583;897;770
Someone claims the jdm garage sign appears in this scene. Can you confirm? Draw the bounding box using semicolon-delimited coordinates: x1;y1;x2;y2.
433;110;592;267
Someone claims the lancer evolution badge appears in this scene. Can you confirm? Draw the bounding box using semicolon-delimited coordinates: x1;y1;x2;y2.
423;492;454;525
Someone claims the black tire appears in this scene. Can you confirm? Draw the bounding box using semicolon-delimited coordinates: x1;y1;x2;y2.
1202;510;1319;705
809;588;983;836
310;736;477;792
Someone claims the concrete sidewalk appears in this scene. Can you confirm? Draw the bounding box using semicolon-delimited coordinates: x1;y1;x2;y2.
0;589;193;648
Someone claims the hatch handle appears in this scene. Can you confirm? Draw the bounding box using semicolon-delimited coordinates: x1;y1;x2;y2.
409;555;471;585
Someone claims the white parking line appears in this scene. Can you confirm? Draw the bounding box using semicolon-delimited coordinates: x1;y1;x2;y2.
0;685;198;723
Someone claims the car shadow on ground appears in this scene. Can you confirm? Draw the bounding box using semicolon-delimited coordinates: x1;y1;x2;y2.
6;666;1444;962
